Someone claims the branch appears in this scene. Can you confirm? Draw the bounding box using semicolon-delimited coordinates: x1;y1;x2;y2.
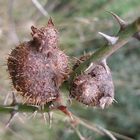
32;0;49;17
69;13;140;82
0;101;134;140
0;103;50;113
73;116;134;140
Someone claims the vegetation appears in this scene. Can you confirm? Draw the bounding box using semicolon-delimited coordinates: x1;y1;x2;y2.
0;0;140;140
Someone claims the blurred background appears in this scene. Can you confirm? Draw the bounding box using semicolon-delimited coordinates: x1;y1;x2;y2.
0;0;140;140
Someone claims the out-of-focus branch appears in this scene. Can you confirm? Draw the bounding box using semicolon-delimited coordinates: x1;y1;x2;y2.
44;0;60;12
0;103;50;113
53;113;134;140
32;0;49;17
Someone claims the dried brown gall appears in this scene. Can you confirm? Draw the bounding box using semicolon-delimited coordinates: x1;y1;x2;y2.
70;63;115;109
7;18;70;106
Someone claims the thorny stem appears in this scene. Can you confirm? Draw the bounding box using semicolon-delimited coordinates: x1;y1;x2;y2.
0;100;135;140
69;15;140;82
71;125;87;140
96;126;117;140
32;0;49;17
0;103;50;113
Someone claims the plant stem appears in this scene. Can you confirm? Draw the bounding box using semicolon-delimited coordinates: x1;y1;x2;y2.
69;16;140;82
0;103;50;113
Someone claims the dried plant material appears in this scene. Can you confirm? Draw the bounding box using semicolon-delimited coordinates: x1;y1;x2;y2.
7;18;69;106
72;53;91;70
70;62;114;109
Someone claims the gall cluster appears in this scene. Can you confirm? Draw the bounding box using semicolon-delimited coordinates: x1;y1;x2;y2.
7;18;114;109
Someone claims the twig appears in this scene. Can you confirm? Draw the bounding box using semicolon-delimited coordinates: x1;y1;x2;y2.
110;131;135;140
71;125;87;140
69;13;140;83
97;125;117;140
74;116;102;135
32;0;49;17
74;116;134;140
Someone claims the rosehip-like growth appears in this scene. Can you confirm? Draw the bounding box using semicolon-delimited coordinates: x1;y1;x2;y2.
7;18;69;106
70;62;114;109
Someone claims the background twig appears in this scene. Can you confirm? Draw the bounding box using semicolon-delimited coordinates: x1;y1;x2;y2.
32;0;49;17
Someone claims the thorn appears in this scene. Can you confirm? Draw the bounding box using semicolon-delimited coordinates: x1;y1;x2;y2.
6;92;19;127
27;111;38;120
42;113;47;124
23;95;32;104
113;99;118;103
48;112;53;128
33;110;38;118
85;62;95;74
11;92;17;105
98;32;118;45
4;92;10;105
107;11;127;30
100;103;105;109
99;97;114;109
6;111;17;128
100;59;110;74
47;17;54;27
